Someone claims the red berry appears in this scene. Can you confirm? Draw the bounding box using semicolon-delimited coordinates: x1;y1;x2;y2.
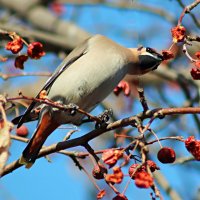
146;160;160;172
16;125;29;137
6;36;23;54
195;51;200;59
195;61;200;68
190;61;200;80
102;149;123;167
14;55;28;70
105;166;123;184
135;171;154;188
92;164;107;180
185;136;200;161
128;164;145;179
112;194;128;200
157;147;176;163
185;136;196;151
27;42;45;59
162;50;174;60
171;25;186;43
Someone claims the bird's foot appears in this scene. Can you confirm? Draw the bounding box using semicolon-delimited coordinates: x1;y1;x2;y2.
95;109;113;129
66;103;79;116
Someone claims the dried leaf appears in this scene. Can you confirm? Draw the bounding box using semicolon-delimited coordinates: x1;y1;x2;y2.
0;100;12;175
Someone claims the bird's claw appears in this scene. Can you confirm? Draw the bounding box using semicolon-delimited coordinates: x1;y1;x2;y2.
98;108;113;122
95;109;113;129
67;103;79;116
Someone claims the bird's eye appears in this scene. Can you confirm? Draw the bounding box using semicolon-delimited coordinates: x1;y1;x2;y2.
146;47;156;54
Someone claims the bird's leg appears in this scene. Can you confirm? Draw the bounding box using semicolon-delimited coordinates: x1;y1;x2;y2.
80;109;113;129
95;108;113;129
66;103;105;125
66;103;79;116
136;83;149;112
66;103;100;123
98;108;113;123
67;103;113;128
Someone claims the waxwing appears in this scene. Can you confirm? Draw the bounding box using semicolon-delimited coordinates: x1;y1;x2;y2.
12;34;163;168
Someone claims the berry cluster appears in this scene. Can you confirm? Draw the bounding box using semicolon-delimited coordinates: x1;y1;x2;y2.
5;33;45;70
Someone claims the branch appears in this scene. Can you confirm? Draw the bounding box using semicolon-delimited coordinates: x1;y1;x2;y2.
177;0;200;28
146;136;184;145
0;72;51;80
0;23;77;53
2;106;200;177
0;0;91;48
8;94;103;124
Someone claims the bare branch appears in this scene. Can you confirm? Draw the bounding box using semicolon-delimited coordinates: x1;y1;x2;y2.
0;72;51;80
0;0;91;48
2;105;200;177
177;0;200;28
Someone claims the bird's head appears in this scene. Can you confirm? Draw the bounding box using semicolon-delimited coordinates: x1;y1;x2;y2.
128;46;163;75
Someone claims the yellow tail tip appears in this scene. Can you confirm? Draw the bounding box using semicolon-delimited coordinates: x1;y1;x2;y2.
19;155;34;169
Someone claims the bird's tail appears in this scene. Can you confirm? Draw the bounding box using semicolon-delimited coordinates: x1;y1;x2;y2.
19;109;60;168
12;111;39;127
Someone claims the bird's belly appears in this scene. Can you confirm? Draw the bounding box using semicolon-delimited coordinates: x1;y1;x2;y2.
47;53;127;124
49;74;123;125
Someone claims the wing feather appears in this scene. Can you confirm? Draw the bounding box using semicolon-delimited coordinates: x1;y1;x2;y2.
16;37;90;128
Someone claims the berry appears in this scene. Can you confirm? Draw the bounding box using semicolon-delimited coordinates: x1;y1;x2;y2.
113;194;128;200
128;164;145;179
6;36;23;54
146;160;160;172
162;50;174;60
190;67;200;80
102;149;123;167
195;51;200;59
129;161;159;180
171;25;186;43
27;42;45;59
14;55;28;70
92;164;107;179
105;166;123;184
185;136;200;161
16;125;29;137
157;147;176;163
135;171;154;188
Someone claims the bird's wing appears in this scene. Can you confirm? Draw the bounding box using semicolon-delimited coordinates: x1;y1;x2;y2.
16;36;91;128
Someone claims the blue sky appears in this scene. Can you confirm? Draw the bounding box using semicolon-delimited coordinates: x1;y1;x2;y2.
1;1;200;200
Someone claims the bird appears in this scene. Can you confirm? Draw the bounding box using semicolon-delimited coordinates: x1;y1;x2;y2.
12;34;163;168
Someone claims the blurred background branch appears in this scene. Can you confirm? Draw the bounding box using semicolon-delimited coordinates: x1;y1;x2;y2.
0;0;200;200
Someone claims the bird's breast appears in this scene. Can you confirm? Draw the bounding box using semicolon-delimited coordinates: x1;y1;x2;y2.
48;45;129;124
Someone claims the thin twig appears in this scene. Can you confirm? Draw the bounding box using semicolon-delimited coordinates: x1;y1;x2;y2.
177;0;200;28
2;106;200;176
0;72;51;80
